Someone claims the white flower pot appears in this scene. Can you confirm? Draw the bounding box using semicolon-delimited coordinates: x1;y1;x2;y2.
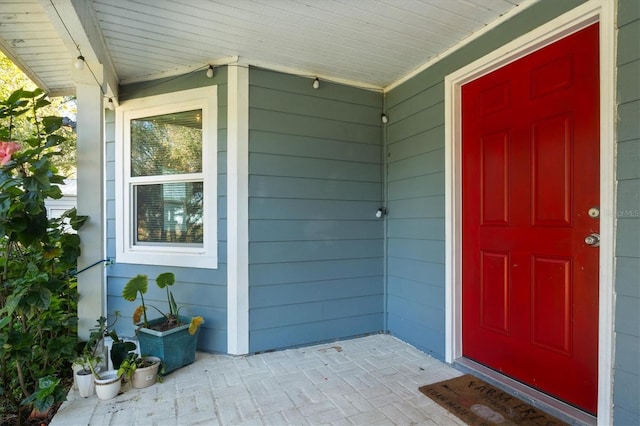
75;369;97;398
94;370;122;400
71;363;83;390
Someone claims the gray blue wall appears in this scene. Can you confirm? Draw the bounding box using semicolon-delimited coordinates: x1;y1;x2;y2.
614;1;640;423
247;69;384;352
106;69;229;353
384;0;585;360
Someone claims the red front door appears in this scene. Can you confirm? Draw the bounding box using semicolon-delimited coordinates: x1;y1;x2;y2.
461;24;600;414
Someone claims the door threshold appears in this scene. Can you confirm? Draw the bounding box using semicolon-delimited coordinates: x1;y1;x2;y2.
453;358;596;426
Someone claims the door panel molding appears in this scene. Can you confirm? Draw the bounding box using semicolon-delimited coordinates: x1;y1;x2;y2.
444;0;615;423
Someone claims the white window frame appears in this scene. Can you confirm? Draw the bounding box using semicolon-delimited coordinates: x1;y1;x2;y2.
115;86;218;269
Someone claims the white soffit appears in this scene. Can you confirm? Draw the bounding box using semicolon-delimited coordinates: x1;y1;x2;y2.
0;0;524;94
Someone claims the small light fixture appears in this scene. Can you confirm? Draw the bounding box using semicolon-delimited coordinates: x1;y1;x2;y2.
376;207;387;218
381;113;388;124
107;98;115;111
313;78;320;89
75;55;85;70
206;65;214;78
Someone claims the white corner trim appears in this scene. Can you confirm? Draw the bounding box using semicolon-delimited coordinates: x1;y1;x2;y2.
444;1;615;423
594;2;617;424
227;64;250;355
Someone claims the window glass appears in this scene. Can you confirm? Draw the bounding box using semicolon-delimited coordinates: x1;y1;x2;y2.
130;110;203;177
134;182;203;245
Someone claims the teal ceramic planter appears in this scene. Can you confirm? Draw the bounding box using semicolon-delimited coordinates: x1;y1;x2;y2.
136;316;199;374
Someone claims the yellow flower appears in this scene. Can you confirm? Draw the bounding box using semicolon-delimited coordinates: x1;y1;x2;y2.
188;316;204;335
133;305;146;324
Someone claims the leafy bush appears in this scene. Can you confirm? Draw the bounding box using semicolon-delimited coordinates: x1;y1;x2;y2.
0;89;86;421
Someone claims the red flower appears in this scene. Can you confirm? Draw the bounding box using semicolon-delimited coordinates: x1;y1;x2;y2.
0;141;21;165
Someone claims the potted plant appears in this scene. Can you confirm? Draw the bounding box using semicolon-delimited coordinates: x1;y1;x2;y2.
92;369;122;400
72;317;107;394
82;354;121;400
118;353;162;389
106;328;137;370
73;354;101;398
131;356;162;389
122;272;203;374
116;353;136;392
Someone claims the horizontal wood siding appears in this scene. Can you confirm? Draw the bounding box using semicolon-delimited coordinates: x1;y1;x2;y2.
384;0;585;360
248;69;384;352
614;1;640;423
106;70;228;353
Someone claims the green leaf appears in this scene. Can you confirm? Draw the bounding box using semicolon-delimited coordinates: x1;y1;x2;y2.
0;316;11;330
122;274;148;301
20;88;44;99
21;375;63;413
155;272;175;289
2;286;28;317
169;291;178;318
7;89;28;105
35;97;51;109
45;134;65;148
41;116;63;134
25;287;52;310
47;185;63;200
38;376;58;391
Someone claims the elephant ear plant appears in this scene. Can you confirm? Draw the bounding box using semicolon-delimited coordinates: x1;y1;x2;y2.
0;89;87;421
122;272;204;334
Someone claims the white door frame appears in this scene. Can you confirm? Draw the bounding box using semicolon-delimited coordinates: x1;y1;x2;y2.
443;1;616;423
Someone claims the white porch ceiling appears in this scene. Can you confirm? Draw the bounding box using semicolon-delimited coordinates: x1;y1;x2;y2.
0;0;526;96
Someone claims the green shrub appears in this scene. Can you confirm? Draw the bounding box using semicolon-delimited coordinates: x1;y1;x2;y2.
0;88;86;421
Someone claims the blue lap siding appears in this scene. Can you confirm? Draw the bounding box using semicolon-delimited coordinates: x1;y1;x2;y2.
613;1;640;423
248;69;384;352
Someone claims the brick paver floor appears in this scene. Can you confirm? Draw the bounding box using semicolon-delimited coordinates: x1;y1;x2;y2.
51;334;466;425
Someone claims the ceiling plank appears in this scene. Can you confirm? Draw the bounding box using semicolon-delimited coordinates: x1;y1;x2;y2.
1;0;528;93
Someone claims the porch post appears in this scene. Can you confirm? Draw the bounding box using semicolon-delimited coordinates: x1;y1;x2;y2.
227;64;250;355
74;80;106;341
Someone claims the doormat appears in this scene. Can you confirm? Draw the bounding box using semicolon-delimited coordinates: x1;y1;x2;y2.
419;375;568;425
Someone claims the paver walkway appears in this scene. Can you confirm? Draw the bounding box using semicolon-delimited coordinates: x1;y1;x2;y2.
51;334;467;425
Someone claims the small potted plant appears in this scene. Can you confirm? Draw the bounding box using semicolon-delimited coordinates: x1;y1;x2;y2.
91;366;122;401
106;329;137;370
72;317;107;396
73;354;101;398
118;353;162;389
116;353;135;392
122;272;203;374
131;356;162;388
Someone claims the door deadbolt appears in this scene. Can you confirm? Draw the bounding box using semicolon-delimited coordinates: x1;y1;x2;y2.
588;207;600;218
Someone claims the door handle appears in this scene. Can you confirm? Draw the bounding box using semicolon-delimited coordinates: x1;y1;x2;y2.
584;233;600;247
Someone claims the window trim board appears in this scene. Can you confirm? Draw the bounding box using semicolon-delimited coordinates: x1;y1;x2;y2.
115;86;218;269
